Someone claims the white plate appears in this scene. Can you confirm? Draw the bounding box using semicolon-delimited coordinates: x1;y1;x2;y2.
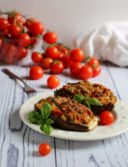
19;92;128;141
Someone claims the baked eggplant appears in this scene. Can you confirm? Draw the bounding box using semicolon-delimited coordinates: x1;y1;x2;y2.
35;96;98;132
55;81;117;114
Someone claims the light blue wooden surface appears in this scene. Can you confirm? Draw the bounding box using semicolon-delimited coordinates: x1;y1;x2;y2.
0;63;128;167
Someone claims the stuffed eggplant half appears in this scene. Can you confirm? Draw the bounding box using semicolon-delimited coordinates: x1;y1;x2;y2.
35;96;98;132
55;81;117;114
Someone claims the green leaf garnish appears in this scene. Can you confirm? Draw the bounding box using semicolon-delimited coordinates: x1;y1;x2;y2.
74;94;85;103
41;102;52;120
40;124;53;135
74;94;103;110
28;102;54;135
87;98;103;106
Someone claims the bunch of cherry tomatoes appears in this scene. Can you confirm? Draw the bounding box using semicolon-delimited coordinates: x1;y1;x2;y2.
29;31;101;88
0;10;44;64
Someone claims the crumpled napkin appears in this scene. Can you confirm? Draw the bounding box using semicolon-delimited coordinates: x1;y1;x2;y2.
76;22;128;66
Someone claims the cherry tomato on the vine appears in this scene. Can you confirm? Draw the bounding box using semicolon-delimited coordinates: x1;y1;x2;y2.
62;55;72;68
87;57;100;68
18;47;28;59
18;33;31;47
70;62;82;77
41;57;53;69
8;12;24;25
38;143;52;156
50;60;64;74
9;24;22;37
47;75;60;89
29;21;44;36
45;46;59;59
79;65;93;80
31;52;43;63
43;32;57;44
29;66;44;80
92;66;101;77
100;111;115;125
0;17;9;30
70;48;84;62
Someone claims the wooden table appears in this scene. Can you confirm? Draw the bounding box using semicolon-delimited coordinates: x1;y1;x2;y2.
0;62;128;167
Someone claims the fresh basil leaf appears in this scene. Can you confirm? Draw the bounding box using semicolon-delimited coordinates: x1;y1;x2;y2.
83;101;91;109
41;103;52;120
74;94;85;103
40;124;53;135
45;118;54;125
28;112;42;125
87;98;103;106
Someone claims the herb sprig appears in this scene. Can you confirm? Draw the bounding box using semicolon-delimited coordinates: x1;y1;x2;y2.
28;102;54;135
74;94;103;109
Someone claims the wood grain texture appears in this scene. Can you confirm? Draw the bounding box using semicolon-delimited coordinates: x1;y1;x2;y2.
0;63;128;167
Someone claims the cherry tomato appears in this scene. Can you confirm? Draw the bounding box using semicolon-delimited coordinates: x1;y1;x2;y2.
70;48;84;62
31;52;43;63
87;57;100;68
4;44;17;64
24;17;37;28
47;75;60;89
18;47;28;59
9;24;22;37
38;143;52;156
50;60;64;74
18;33;31;47
29;21;44;36
100;111;115;125
93;66;101;77
41;57;53;69
8;12;24;25
43;32;57;44
31;37;37;45
62;55;72;68
79;65;93;80
70;62;82;77
29;66;44;80
45;46;59;59
0;17;9;30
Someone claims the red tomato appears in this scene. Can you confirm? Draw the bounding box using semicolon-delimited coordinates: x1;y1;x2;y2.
70;48;84;62
8;12;24;25
0;17;9;30
29;21;44;36
62;55;72;68
93;66;101;77
47;75;60;89
18;47;28;59
50;60;64;74
31;37;37;45
24;17;37;28
45;46;59;59
70;62;82;77
18;33;31;47
79;65;93;80
41;57;53;69
38;143;52;156
9;24;22;37
87;57;100;68
4;44;17;64
29;66;44;80
31;52;43;63
100;111;115;125
43;32;57;44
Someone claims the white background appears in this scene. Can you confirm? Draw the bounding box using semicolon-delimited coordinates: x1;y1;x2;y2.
0;0;128;46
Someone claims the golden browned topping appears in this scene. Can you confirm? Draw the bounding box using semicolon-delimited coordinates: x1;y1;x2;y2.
59;81;117;105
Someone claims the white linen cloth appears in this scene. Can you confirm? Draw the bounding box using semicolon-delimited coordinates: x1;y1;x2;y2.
76;22;128;66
